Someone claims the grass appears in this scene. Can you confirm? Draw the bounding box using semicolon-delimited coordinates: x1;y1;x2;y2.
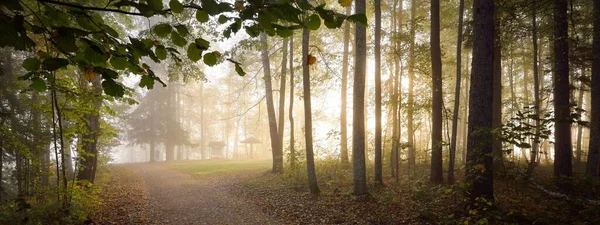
166;159;272;176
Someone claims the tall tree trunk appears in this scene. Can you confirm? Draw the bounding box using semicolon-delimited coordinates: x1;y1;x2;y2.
302;28;320;195
575;81;585;166
462;53;471;163
492;38;505;173
466;0;495;204
553;0;573;188
529;0;541;174
353;0;368;195
340;6;351;164
260;33;283;173
374;0;383;186
64;137;74;180
407;0;417;174
277;38;288;171
587;0;600;177
449;0;465;184
391;0;403;181
77;75;102;183
430;0;443;184
289;35;296;168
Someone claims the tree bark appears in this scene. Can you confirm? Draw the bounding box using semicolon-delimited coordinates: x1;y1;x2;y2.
430;0;443;184
289;35;296;168
586;0;600;177
353;0;368;195
77;74;102;183
529;0;541;174
260;32;283;173
449;0;465;184
374;0;383;186
302;28;320;195
553;0;573;187
492;38;505;173
340;6;351;164
466;0;495;204
407;0;417;174
575;81;585;166
277;38;288;171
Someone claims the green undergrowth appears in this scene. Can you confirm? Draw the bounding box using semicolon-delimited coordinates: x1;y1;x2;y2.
0;170;111;225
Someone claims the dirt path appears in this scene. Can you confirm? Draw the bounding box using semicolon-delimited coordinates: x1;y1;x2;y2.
98;163;278;225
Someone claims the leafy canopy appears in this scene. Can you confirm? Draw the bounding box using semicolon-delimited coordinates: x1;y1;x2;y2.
1;0;366;97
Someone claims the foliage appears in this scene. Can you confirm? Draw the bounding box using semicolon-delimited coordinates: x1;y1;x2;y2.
1;0;365;97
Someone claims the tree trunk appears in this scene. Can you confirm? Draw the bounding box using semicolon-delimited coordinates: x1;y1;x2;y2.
492;38;505;173
407;0;417;174
575;81;585;166
341;6;351;164
64;137;74;181
77;74;102;183
260;33;283;173
353;0;368;195
529;0;541;174
289;34;296;168
302;28;320;195
449;0;465;184
587;0;600;177
462;54;471;163
277;38;288;172
466;0;495;204
374;0;383;186
430;0;443;184
553;0;573;188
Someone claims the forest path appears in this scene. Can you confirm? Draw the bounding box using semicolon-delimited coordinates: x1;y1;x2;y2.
101;162;278;225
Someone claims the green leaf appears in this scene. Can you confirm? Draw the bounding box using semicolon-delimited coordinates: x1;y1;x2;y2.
276;28;293;37
30;77;46;91
101;24;119;37
22;58;41;71
258;11;273;30
347;14;367;26
218;15;228;24
196;10;209;23
194;38;210;50
153;23;172;38
169;0;184;13
96;67;119;79
42;58;69;71
235;63;246;76
201;0;220;15
110;56;128;70
82;48;107;65
155;45;167;60
175;25;189;36
307;14;321;30
203;52;217;66
102;78;125;97
187;43;202;62
147;0;163;11
139;75;155;89
171;31;187;47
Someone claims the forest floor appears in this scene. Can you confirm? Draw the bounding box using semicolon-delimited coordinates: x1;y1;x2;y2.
92;161;278;225
93;160;600;225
